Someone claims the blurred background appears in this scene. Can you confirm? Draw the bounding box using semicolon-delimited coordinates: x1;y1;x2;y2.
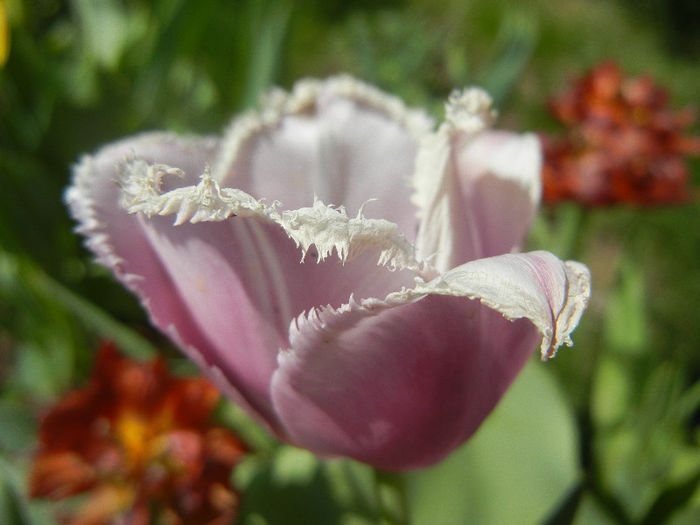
1;0;699;523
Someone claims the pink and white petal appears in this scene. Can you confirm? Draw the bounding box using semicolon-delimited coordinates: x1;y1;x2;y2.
451;130;541;260
405;251;591;359
67;133;217;276
134;217;289;425
414;89;541;271
271;295;540;470
270;251;590;469
65;134;286;433
213;76;433;240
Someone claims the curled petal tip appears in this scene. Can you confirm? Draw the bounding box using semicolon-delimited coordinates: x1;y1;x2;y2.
541;260;592;360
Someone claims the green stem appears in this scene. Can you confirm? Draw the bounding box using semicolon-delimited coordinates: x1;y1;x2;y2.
374;470;411;525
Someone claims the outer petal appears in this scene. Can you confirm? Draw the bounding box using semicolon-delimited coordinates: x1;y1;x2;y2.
271;251;590;470
213;75;433;240
414;89;541;272
65;134;288;432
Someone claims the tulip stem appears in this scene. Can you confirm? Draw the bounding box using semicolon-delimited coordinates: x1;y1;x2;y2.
374;470;410;525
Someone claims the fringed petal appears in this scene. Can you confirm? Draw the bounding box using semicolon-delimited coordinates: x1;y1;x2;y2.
390;251;591;359
213;75;434;240
270;251;590;469
120;161;422;271
414;88;542;271
65;134;286;433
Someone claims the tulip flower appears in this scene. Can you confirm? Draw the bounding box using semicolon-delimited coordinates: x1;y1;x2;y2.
66;76;590;470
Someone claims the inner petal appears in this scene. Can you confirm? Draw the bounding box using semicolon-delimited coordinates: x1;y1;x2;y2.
218;88;425;240
451;130;541;261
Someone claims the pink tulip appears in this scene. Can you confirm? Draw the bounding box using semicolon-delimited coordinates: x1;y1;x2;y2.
66;76;590;470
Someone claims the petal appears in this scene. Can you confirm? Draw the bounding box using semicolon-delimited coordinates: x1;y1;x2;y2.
65;134;283;431
270;251;590;469
213;75;433;240
119;160;420;301
122;163;421;271
272;296;539;470
400;251;591;360
414;89;542;271
452;130;542;258
71;485;138;525
29;452;97;498
66;133;218;278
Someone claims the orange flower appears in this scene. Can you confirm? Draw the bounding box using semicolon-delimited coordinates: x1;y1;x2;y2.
542;61;700;206
29;342;246;525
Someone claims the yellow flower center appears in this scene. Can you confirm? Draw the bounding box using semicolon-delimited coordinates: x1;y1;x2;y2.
115;411;154;469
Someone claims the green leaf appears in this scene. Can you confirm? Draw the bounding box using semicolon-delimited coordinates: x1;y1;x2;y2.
0;480;32;525
541;483;585;525
73;0;133;70
640;471;700;525
235;448;378;525
406;358;579;525
480;9;538;103
0;400;37;453
241;1;291;109
26;265;157;359
604;258;648;355
0;456;59;525
236;448;345;525
592;355;632;427
15;343;64;401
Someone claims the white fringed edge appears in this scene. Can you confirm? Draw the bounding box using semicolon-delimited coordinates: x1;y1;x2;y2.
212;74;434;183
119;160;423;272
288;252;591;362
387;253;592;360
411;88;497;249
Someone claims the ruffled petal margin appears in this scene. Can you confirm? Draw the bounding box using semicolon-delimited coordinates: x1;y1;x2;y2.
413;88;542;271
120;161;422;272
213;75;434;240
398;251;591;360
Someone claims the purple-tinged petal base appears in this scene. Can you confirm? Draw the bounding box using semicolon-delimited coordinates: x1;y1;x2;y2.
272;295;539;470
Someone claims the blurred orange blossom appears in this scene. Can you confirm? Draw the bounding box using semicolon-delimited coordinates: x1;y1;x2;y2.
29;342;246;525
542;61;700;206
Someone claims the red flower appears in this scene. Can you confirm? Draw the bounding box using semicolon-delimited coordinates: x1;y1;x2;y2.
542;61;700;206
29;342;246;525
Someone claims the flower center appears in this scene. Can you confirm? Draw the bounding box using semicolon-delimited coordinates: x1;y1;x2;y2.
115;411;156;470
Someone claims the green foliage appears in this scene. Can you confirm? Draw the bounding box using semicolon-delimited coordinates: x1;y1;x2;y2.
0;456;57;525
